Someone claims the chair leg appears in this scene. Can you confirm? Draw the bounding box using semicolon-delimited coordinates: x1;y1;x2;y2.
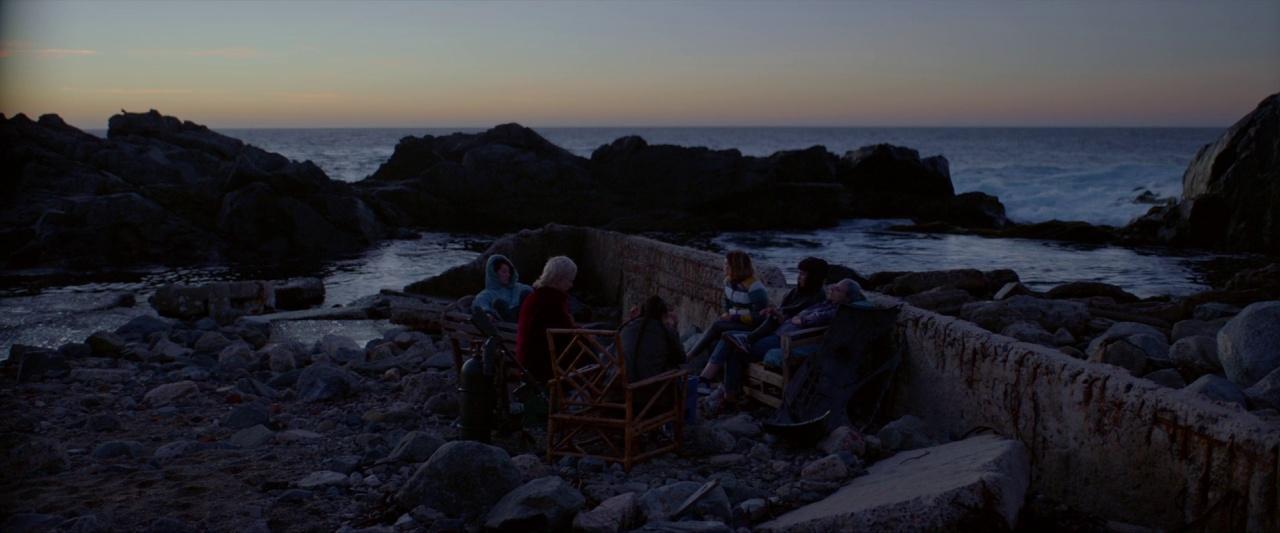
623;424;634;472
546;417;556;464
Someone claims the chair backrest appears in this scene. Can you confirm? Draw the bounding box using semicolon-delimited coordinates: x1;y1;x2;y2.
545;329;627;411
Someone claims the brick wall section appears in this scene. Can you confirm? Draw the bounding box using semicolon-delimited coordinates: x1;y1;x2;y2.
884;300;1279;531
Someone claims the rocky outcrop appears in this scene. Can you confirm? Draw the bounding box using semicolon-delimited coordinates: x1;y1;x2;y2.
358;123;605;231
0;110;384;268
360;127;1007;233
1127;93;1280;254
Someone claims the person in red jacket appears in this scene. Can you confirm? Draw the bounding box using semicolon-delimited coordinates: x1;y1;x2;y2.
515;256;578;382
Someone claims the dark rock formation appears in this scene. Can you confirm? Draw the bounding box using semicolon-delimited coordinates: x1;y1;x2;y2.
361;127;1002;233
1127;93;1279;254
358;123;605;231
1;110;384;269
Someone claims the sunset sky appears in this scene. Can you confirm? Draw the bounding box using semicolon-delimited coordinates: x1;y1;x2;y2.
1;0;1277;129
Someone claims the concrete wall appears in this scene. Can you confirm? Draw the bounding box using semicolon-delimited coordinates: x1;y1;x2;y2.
884;302;1279;531
415;225;1279;529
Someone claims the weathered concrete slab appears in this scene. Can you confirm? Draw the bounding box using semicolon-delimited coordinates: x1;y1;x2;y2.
889;298;1280;531
758;435;1029;532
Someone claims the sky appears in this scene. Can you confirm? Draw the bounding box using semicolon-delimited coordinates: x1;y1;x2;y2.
1;0;1277;129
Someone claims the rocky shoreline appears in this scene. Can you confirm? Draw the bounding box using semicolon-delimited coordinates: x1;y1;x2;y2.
2;93;1278;531
5;93;1276;273
4;222;1278;531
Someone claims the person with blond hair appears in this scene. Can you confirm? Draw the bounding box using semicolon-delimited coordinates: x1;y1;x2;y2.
687;250;769;387
516;256;579;381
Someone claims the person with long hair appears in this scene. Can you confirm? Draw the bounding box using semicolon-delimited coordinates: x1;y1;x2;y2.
687;250;769;386
619;295;686;384
515;256;578;382
719;278;866;410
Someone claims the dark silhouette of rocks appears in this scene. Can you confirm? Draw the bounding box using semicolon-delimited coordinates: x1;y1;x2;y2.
362;127;1006;234
1;110;385;268
1127;92;1279;254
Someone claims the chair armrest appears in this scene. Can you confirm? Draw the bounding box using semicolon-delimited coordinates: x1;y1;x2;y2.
545;328;618;336
779;326;828;341
780;326;827;353
626;369;688;390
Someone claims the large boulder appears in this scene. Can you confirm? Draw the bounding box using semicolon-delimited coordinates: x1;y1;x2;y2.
294;365;360;403
837;144;955;220
1217;301;1280;388
1168;335;1223;378
1244;367;1280;410
960;296;1090;335
639;481;733;524
395;441;521;519
1183;375;1248;409
1126;93;1279;253
378;431;444;464
758;435;1030;532
484;476;586;532
573;492;642;533
1086;323;1170;375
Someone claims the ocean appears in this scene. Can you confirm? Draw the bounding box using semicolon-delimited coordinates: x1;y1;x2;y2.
1;126;1235;356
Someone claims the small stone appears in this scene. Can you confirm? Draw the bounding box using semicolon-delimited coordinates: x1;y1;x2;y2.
1193;302;1240;321
1143;368;1187;389
229;424;274;448
296;471;349;489
92;440;144;460
511;453;555;481
714;412;761;438
738;498;768;522
876;415;935;452
70;368;133;384
153;440;199;464
217;342;254;371
709;454;745;467
222;404;270;430
86;331;127;356
193;331;233;353
86;414;122;432
801;454;848;481
817;426;866;457
274;429;323;443
143;381;199;406
263;344;297;373
275;489;313;503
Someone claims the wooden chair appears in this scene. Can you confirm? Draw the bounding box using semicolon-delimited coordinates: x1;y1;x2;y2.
545;328;687;471
743;326;828;408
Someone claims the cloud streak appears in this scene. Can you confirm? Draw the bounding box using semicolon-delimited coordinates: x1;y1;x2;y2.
187;47;258;59
0;43;99;58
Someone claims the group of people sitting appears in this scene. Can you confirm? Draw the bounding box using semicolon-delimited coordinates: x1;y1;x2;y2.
468;249;866;413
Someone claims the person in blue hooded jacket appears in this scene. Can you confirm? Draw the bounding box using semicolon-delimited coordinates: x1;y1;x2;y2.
472;254;533;322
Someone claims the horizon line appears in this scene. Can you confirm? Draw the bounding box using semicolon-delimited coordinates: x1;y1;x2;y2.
69;123;1229;131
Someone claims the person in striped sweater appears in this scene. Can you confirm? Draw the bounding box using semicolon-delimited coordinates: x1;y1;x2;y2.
688;250;770;386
